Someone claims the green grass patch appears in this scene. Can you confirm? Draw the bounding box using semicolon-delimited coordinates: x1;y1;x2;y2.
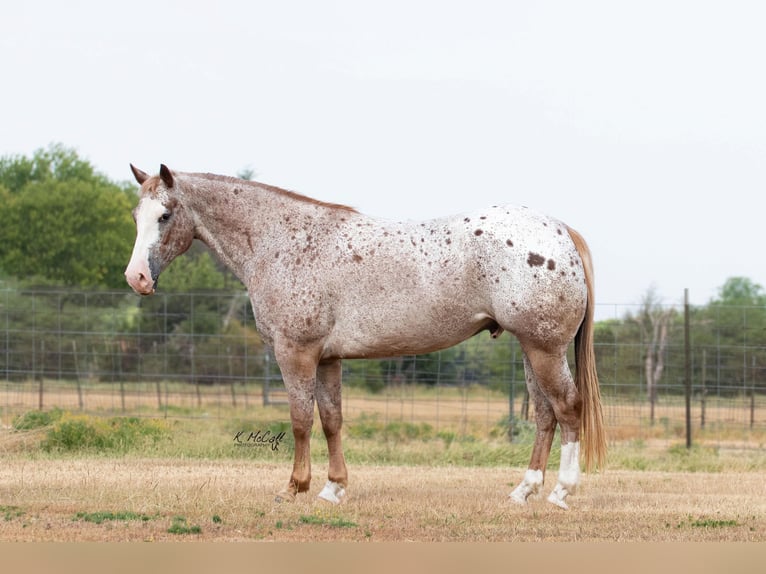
1;505;25;521
299;514;358;529
12;408;63;430
41;413;170;453
167;516;202;535
690;518;739;528
671;515;740;529
74;510;154;525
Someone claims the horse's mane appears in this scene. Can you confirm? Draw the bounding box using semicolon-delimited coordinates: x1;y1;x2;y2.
190;172;359;214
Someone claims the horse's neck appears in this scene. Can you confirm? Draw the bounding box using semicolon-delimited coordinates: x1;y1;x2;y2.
181;174;352;283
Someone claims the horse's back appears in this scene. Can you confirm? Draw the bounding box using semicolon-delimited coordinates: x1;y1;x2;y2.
320;204;588;358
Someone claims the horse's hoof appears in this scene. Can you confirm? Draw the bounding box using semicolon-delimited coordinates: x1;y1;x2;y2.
508;490;529;506
317;480;346;504
547;485;570;510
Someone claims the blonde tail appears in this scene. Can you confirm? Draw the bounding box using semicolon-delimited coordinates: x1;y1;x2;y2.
567;225;607;472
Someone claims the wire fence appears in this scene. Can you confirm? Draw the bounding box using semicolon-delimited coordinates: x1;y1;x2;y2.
1;288;764;446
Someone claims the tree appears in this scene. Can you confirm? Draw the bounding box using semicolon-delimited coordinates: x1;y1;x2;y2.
0;178;135;287
714;277;766;306
633;286;675;425
0;145;137;288
0;143;116;194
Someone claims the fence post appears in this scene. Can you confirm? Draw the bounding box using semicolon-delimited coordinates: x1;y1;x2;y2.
508;344;516;442
38;339;44;411
72;340;84;410
700;349;706;429
684;288;692;449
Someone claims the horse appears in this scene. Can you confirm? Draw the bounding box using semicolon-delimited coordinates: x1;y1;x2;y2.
124;164;606;510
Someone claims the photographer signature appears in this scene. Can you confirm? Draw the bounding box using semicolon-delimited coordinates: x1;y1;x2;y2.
233;429;287;452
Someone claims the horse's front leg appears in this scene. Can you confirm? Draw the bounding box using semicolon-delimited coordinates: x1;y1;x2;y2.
315;358;348;504
274;347;318;503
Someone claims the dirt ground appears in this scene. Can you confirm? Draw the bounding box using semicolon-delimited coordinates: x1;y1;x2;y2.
1;457;764;542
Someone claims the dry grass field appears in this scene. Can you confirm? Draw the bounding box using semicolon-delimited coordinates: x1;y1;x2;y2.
2;385;766;543
1;456;764;542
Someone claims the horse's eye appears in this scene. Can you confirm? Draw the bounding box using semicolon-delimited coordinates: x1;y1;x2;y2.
159;211;172;223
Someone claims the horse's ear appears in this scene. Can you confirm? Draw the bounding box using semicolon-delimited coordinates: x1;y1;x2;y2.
130;164;149;185
159;164;174;188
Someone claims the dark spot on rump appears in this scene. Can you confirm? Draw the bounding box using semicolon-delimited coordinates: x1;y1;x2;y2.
557;228;563;235
446;238;452;245
352;254;363;263
547;259;556;271
480;215;487;220
464;217;471;223
474;229;484;236
233;187;241;195
506;239;514;247
527;252;545;267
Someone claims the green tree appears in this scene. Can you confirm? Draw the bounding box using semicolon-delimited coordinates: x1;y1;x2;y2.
0;143;116;193
714;277;766;306
0;144;136;287
0;178;135;287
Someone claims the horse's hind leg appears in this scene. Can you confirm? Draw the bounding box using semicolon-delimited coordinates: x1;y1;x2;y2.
511;345;583;510
315;359;348;504
509;352;556;505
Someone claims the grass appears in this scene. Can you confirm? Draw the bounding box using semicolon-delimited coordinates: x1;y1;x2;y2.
1;458;764;542
299;514;358;529
74;511;154;525
4;407;766;473
1;505;25;521
167;516;202;535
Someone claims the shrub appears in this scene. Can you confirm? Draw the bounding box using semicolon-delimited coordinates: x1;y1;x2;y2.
41;413;170;453
12;408;63;431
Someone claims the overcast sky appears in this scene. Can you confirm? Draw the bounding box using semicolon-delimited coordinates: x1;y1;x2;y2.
2;1;764;318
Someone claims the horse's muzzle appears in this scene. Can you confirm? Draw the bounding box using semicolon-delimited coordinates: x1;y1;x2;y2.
125;269;157;295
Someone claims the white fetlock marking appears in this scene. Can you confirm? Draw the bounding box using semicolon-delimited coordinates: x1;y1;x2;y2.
547;441;581;510
317;480;346;504
558;441;581;495
509;469;543;505
547;484;570;510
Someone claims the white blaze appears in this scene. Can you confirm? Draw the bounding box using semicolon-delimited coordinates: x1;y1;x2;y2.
125;197;166;294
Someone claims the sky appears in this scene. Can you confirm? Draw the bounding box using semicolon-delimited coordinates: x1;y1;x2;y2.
2;1;765;319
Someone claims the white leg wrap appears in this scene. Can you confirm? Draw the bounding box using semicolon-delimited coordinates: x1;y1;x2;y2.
509;469;543;505
547;441;580;510
317;480;346;504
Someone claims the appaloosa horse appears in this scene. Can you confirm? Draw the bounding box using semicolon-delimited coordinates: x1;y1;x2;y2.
125;164;606;510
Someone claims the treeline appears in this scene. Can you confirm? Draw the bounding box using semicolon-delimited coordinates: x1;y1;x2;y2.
1;145;764;400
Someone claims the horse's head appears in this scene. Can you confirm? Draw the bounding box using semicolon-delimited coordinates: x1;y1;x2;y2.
124;164;195;295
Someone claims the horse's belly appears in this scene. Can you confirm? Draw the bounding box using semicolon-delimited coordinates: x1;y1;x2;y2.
321;306;492;360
